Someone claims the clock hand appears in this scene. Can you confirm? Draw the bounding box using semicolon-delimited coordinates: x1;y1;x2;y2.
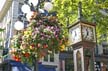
75;31;77;36
87;29;89;36
85;28;89;39
88;28;93;40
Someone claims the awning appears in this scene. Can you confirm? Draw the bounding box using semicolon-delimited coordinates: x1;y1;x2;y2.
1;60;32;71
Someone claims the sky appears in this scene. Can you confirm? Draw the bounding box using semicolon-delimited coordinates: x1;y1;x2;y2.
0;0;6;11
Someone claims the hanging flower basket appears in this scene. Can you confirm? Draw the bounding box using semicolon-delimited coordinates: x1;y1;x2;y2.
10;12;68;64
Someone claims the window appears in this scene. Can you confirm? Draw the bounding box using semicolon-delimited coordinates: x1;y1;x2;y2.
44;54;48;61
76;51;82;71
50;53;54;62
65;58;74;71
18;3;23;14
43;53;55;62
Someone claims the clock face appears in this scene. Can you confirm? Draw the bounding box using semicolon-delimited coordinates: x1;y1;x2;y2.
69;26;81;43
82;26;94;41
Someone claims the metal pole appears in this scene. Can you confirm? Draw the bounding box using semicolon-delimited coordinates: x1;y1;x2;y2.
66;17;69;27
78;1;82;21
33;56;38;71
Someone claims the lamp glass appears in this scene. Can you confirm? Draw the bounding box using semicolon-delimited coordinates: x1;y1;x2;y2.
29;0;39;6
39;9;45;13
26;11;34;21
44;2;53;11
14;21;24;30
21;4;30;13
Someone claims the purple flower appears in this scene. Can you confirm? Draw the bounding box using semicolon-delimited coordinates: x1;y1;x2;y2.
40;36;44;40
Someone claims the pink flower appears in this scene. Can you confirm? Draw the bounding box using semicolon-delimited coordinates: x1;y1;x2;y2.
37;43;41;48
43;44;48;48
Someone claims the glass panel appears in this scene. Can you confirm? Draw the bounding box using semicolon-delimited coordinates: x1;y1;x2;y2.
44;54;48;61
18;3;23;14
76;51;82;71
50;53;54;62
65;58;74;71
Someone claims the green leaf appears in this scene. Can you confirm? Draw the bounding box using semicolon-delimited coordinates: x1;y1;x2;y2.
0;45;3;49
0;28;4;32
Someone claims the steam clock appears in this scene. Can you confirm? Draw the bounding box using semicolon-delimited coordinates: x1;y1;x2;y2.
68;20;96;71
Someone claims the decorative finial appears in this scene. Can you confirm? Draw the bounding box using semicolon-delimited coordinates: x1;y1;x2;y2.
92;14;96;24
78;1;83;21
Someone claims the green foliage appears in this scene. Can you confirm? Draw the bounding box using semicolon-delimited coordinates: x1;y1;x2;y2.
53;0;108;43
0;45;3;50
0;28;4;42
0;28;4;48
0;28;4;32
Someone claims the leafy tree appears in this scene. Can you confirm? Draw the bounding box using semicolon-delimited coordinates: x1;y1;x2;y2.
53;0;108;43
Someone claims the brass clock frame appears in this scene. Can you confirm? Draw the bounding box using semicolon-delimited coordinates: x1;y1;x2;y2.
68;21;96;45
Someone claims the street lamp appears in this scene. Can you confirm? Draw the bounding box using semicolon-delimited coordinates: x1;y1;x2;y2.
14;21;24;31
14;0;54;71
14;0;53;30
